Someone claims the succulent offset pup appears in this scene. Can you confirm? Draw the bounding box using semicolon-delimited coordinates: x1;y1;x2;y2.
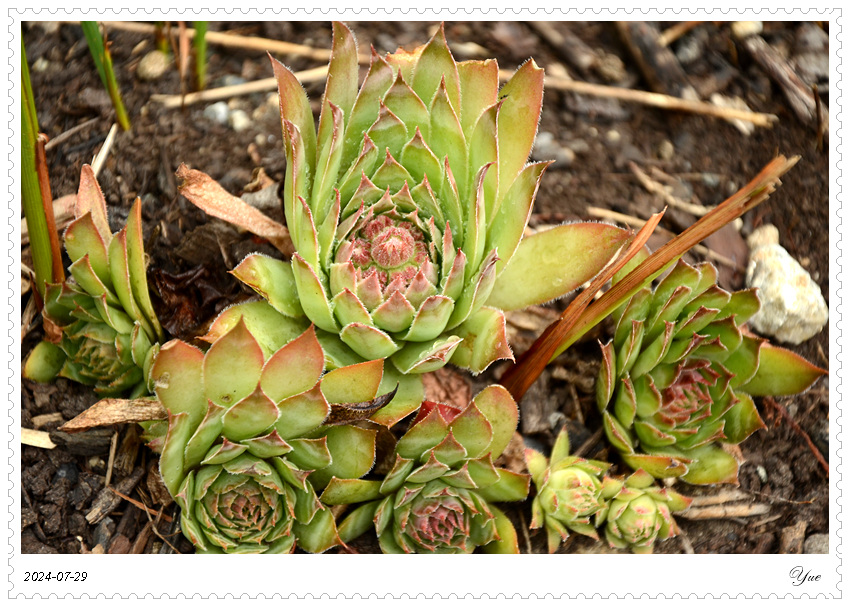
178;22;631;426
321;386;529;553
526;428;620;553
24;165;163;396
596;259;826;484
152;320;387;553
602;469;691;554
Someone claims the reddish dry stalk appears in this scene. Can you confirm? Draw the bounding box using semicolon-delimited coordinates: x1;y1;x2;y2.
500;155;799;402
35;134;64;284
763;396;829;477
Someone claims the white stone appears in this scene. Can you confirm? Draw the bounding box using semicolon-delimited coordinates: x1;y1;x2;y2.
203;101;231;125
229;109;252;132
746;225;828;344
731;21;763;40
136;50;171;82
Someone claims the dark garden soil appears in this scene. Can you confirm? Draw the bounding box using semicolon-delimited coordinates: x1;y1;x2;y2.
20;20;830;555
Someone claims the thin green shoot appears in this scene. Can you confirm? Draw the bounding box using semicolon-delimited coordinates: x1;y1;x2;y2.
81;21;131;131
21;37;64;298
193;21;208;91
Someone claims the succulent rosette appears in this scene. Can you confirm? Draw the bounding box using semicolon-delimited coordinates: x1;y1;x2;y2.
596;259;825;484
221;23;631;424
321;385;530;553
24;165;163;396
152;320;385;553
525;428;619;553
602;469;691;554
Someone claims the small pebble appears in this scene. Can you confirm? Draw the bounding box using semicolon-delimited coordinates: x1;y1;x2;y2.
757;465;768;483
229;109;252;133
136;50;171;82
203;101;231;125
604;129;621;146
803;533;829;554
731;21;763;40
658;140;675;160
32;57;50;73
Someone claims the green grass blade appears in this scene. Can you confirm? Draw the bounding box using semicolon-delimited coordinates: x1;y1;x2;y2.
192;21;208;91
21;37;53;297
81;21;131;131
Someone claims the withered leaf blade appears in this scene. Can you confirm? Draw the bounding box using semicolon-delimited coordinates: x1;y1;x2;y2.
59;398;167;433
325;385;399;426
176;163;294;256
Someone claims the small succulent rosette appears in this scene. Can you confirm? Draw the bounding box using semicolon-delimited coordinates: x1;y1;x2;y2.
152;319;390;554
602;469;691;554
216;22;630;427
525;428;619;553
596;259;825;484
24;165;163;396
321;385;529;553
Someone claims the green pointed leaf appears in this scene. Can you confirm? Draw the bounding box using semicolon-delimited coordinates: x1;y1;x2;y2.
275;385;331;440
231;254;304;318
390;335;462;374
321;358;384;404
721;392;766;444
470;384;518;459
481;505;520;554
457;58;499;137
294;507;340;553
271;55;317;172
370;367;425;427
125;197;163;341
337;501;381;544
488;222;631;311
291;254;339;333
204;301;309;359
740;343;827;396
321;478;383;505
159;411;194;495
308;425;377;488
321;21;358;125
476;469;531;502
496;59;544;205
204;319;264;408
286;437;332;470
260;325;324;403
620;452;690;479
395;406;450;461
151;339;207;427
448;403;493;459
222;388;280;442
412;24;460;111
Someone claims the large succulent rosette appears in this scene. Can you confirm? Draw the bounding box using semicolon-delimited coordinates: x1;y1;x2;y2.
321;386;530;553
24;166;163;396
602;469;691;554
596;259;770;484
229;23;631;415
152;320;384;553
525;428;619;553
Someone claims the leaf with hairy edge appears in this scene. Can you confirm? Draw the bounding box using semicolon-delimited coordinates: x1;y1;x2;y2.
232;255;304;318
488;222;631;311
481;505;520;554
739;343;827;396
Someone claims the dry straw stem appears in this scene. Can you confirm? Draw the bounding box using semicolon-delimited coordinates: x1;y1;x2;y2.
99;21;372;64
679;503;771;520
21;428;56;449
500;155;799;402
59;398;167;433
505;70;778;127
